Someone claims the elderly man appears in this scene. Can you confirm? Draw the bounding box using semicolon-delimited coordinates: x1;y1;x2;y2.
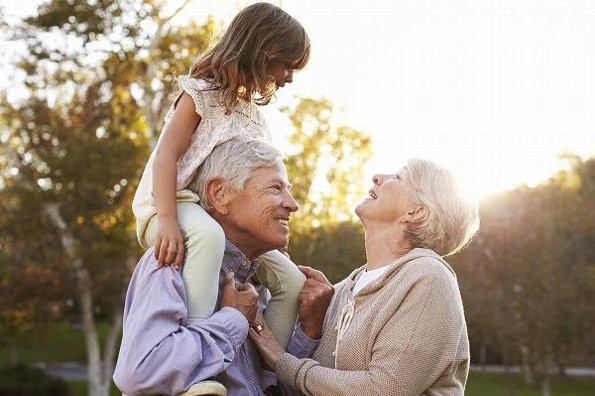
113;138;333;395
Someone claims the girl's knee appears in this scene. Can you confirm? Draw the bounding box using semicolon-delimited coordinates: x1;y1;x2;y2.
259;255;305;296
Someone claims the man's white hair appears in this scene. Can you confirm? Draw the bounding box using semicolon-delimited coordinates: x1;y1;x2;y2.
191;137;283;211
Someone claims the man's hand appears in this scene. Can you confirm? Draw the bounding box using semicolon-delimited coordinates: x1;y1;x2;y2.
297;266;334;339
220;272;259;325
154;216;185;269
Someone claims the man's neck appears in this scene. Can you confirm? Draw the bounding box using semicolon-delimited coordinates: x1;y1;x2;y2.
211;215;270;261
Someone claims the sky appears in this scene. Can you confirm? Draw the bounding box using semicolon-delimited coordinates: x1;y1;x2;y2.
2;0;595;199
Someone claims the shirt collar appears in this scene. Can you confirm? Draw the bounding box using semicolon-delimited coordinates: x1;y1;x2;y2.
223;240;262;283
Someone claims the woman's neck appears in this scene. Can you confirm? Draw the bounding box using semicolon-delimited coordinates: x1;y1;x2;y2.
364;225;412;270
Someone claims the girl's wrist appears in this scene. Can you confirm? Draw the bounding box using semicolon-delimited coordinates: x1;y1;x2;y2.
157;212;177;220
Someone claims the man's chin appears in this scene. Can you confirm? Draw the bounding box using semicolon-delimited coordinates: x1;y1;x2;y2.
273;237;290;251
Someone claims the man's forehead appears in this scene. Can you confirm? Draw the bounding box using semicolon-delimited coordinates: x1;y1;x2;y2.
249;163;290;184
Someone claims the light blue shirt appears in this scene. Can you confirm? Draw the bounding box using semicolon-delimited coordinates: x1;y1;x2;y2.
113;242;317;395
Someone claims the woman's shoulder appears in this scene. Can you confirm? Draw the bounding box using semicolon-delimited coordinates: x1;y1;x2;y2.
389;249;457;283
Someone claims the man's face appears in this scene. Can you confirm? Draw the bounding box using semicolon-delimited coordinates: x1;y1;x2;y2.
225;162;298;259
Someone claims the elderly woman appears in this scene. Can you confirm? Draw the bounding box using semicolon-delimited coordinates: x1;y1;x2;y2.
250;158;480;396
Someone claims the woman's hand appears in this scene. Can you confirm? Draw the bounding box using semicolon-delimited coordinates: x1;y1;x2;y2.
249;311;285;371
297;266;334;339
154;216;185;269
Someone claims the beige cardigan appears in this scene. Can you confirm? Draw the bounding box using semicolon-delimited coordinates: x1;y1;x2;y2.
277;248;469;396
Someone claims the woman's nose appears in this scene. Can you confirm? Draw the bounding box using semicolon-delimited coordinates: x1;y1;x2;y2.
373;174;382;185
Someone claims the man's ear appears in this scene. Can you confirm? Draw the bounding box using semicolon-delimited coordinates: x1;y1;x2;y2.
402;205;428;223
206;179;231;214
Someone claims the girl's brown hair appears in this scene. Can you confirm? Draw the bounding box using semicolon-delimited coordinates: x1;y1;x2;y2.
188;2;310;113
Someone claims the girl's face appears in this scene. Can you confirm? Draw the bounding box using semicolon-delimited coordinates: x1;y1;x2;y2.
266;60;295;89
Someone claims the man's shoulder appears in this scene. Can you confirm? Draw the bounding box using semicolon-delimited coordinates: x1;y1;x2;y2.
131;249;182;285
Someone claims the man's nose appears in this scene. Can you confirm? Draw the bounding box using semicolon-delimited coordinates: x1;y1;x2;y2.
284;192;299;212
285;69;293;83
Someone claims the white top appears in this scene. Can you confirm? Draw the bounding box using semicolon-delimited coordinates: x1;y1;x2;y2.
132;76;271;244
352;265;389;296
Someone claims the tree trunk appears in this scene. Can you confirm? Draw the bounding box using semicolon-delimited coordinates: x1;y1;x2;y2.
76;267;104;396
501;347;515;396
479;341;487;365
101;289;126;394
43;204;112;396
541;376;551;396
520;345;534;385
9;342;19;365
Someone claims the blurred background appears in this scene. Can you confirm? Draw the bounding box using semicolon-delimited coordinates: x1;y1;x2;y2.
0;0;593;395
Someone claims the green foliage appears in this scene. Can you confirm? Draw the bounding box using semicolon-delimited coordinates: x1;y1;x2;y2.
289;221;366;283
284;98;372;228
283;97;371;277
0;363;71;396
0;4;215;395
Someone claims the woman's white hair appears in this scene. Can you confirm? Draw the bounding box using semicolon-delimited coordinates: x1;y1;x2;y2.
191;137;283;211
405;158;480;257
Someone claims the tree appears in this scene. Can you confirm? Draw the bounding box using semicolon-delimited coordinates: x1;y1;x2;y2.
283;98;372;281
452;156;595;396
1;1;215;395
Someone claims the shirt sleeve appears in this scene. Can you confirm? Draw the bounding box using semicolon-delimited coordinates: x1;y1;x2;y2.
113;257;249;395
177;76;209;118
287;325;320;358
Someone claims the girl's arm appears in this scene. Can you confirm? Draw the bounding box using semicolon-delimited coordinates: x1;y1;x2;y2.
153;93;200;268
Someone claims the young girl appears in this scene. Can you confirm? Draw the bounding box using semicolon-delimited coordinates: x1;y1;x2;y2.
132;2;310;350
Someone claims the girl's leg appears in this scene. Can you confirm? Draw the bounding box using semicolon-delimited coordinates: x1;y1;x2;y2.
145;202;225;324
255;250;306;348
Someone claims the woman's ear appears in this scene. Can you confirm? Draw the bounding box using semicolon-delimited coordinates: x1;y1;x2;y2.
403;205;428;223
206;179;231;215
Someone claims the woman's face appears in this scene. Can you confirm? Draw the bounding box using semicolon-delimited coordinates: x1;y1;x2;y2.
355;167;415;223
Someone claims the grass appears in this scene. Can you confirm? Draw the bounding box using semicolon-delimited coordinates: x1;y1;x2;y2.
2;324;595;395
66;373;595;396
0;322;117;364
67;380;120;396
466;371;595;396
68;372;595;396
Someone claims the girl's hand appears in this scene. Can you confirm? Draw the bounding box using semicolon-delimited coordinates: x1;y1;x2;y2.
297;266;334;339
249;311;285;371
154;216;185;269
